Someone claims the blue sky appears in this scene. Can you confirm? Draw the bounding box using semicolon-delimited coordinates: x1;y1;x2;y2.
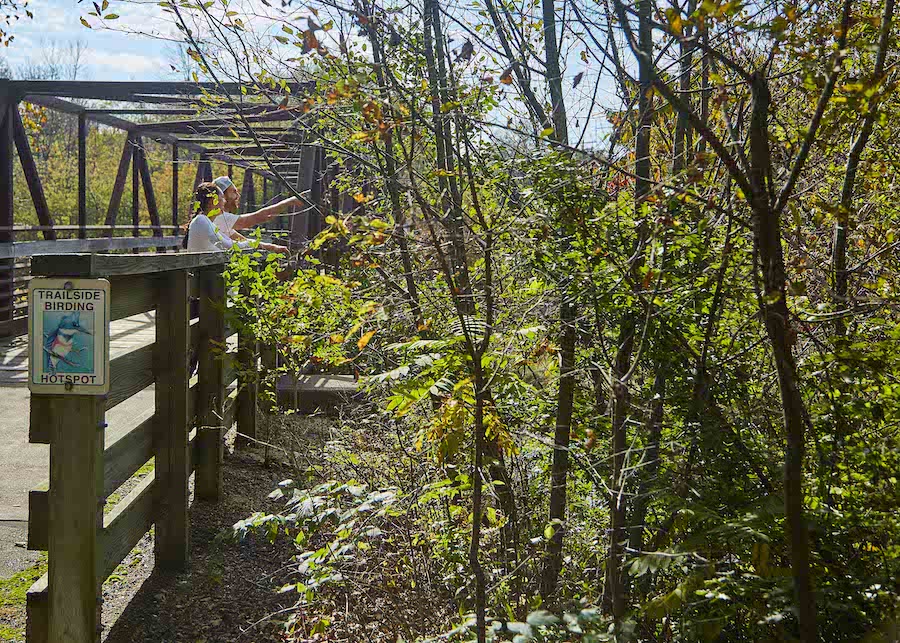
3;0;176;80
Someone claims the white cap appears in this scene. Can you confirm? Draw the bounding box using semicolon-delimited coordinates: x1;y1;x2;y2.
213;176;236;193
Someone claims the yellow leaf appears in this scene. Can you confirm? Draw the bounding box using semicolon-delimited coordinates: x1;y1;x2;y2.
330;334;345;344
80;16;92;28
357;329;376;350
665;7;683;34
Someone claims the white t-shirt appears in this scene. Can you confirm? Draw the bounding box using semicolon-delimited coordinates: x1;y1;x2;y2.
212;212;240;239
186;214;251;252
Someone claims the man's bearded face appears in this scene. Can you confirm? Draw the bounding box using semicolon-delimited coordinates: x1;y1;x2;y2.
225;186;240;211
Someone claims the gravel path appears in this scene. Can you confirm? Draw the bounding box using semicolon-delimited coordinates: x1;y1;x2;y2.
102;448;298;642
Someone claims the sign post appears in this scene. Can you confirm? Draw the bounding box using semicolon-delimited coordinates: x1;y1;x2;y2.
28;278;110;395
28;277;110;641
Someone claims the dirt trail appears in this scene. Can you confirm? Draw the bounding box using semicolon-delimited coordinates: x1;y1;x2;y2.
103;449;298;642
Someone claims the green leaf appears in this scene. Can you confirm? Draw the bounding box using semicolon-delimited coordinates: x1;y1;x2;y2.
104;13;120;19
80;16;92;28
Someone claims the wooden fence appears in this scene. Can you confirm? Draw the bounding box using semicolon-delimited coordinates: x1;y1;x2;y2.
22;251;259;642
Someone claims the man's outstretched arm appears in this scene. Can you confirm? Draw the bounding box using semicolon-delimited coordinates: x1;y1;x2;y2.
231;192;309;231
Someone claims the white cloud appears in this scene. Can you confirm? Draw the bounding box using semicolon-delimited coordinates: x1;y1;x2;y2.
84;49;166;76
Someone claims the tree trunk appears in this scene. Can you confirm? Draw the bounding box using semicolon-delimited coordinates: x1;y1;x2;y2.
673;0;696;173
748;71;816;643
604;0;652;623
483;422;520;572
539;0;576;603
832;0;895;336
422;0;472;310
471;367;489;643
628;367;664;557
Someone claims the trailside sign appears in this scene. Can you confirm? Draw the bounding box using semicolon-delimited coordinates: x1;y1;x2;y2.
28;278;110;395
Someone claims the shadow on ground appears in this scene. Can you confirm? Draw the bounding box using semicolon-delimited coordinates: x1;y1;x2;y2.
105;451;299;643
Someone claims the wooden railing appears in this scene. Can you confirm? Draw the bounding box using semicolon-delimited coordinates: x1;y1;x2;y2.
0;233;186;338
23;252;259;642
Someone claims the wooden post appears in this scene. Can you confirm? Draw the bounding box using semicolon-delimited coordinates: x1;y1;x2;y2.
290;143;316;249
196;267;225;500
171;144;179;232
236;321;258;449
308;146;324;240
262;177;271;232
154;270;190;569
78;113;87;239
41;395;105;642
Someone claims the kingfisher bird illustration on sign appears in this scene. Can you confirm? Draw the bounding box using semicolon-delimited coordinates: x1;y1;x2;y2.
29;278;110;395
44;311;93;375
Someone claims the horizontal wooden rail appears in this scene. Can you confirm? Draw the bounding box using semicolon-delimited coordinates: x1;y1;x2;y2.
107;343;156;411
32;251;228;278
1;274;159;341
104;413;154;498
0;316;26;337
26;484;49;551
0;236;182;259
111;274;160;321
102;472;156;579
0;225;182;232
